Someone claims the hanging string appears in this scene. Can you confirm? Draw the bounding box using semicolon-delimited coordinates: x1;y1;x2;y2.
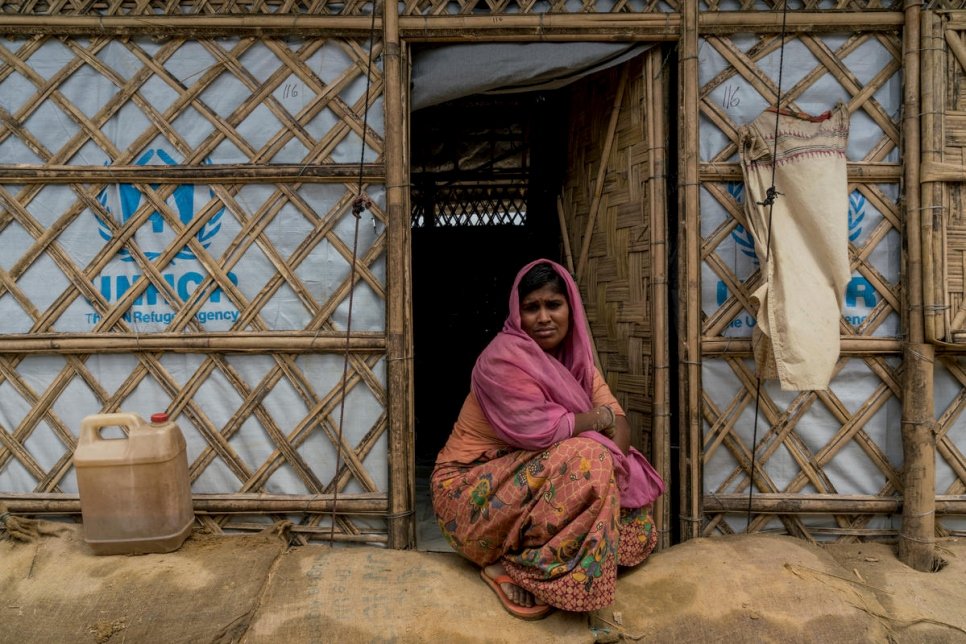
330;0;379;546
747;0;790;530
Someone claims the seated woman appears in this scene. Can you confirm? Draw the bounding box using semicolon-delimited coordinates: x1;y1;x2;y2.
431;259;664;619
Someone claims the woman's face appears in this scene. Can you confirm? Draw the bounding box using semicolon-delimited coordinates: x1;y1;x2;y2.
519;284;570;352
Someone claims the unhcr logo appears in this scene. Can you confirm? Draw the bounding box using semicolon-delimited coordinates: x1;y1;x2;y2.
95;149;224;264
91;149;239;321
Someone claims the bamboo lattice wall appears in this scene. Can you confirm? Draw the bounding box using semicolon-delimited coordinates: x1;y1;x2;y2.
0;0;913;15
695;27;908;542
0;32;399;544
1;3;964;552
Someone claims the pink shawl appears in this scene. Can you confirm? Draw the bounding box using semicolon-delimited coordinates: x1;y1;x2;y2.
471;259;664;508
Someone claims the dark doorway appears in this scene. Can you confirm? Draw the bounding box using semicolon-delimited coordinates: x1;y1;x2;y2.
410;91;568;500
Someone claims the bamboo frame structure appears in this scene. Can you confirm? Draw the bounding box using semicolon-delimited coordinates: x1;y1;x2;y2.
0;14;682;40
0;26;396;544
0;5;962;552
689;8;942;548
922;12;948;344
646;49;671;550
0;334;385;354
0;164;384;184
701;337;902;355
698;11;904;34
704;493;966;515
1;493;388;513
383;0;415;549
897;0;937;572
679;0;703;542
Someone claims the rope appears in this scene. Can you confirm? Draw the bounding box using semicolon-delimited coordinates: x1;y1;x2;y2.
748;0;789;530
329;0;379;546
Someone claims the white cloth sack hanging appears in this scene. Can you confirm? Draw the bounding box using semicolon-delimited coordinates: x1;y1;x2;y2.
737;103;851;391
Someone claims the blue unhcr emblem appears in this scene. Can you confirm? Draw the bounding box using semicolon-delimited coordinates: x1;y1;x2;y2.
96;149;224;263
725;183;759;263
848;191;865;242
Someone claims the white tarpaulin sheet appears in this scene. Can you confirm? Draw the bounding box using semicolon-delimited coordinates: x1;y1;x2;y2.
0;37;388;498
411;42;654;110
698;34;906;535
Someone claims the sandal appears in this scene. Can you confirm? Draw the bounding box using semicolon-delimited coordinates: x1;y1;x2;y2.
480;569;553;620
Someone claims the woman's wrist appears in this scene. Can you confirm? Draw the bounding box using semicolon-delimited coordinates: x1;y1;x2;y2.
572;406;617;437
591;405;616;437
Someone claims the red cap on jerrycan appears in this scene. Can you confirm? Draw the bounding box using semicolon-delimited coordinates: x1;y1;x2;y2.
150;412;169;423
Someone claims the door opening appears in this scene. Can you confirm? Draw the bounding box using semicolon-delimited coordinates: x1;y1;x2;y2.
410;91;567;550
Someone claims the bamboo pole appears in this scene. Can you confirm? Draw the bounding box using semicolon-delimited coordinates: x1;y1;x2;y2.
0;164;384;184
700;162;901;183
680;0;702;542
899;344;936;571
382;0;414;550
705;493;966;515
898;0;936;573
556;193;602;370
0;10;906;39
399;14;680;40
646;48;671;551
0;15;382;36
576;65;628;285
556;195;576;275
702;337;902;355
0;333;385;354
0;14;680;39
1;493;388;514
922;12;945;342
699;11;904;34
402;39;418;555
704;494;898;514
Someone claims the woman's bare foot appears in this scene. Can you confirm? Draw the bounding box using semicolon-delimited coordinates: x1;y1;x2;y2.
483;563;547;608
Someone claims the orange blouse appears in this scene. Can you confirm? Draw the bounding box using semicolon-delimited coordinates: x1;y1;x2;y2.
436;368;624;466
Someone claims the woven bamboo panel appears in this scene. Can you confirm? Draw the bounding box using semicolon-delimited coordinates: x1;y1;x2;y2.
696;31;905;542
0;34;392;544
935;357;966;538
929;23;966;343
560;56;655;451
699;32;903;341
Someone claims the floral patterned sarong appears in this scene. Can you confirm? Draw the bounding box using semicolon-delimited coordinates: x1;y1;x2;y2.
431;436;657;612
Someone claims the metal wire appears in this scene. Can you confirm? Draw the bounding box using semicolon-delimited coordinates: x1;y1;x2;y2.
330;0;379;545
748;0;789;530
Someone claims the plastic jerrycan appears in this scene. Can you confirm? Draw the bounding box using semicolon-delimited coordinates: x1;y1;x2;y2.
74;412;194;555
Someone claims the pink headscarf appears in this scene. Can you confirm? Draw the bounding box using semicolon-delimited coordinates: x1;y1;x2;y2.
471;259;664;508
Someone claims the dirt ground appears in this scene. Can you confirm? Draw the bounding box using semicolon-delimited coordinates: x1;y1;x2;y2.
1;520;964;643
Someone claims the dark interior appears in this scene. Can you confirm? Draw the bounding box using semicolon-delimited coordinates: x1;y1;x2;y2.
410;90;569;467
